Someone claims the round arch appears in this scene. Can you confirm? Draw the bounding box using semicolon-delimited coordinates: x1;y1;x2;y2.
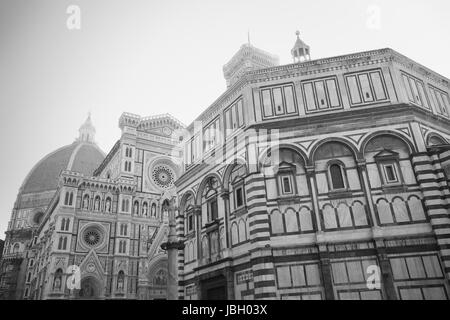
77;276;103;300
310;137;360;164
222;157;247;188
258;143;309;169
179;190;196;213
195;173;223;206
146;254;168;300
426;132;449;147
360;130;416;155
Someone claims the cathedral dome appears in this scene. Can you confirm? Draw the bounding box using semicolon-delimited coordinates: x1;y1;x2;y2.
19;115;105;195
20;142;105;194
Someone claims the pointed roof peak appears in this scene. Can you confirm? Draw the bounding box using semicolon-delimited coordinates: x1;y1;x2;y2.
81;112;94;128
78;112;96;143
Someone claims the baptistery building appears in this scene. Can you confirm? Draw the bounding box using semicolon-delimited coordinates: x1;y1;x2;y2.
173;33;450;300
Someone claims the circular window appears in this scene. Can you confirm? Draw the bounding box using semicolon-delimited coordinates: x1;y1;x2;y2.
82;226;103;247
33;212;44;225
151;164;175;189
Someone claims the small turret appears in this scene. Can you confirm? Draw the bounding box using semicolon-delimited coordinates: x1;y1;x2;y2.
291;30;310;63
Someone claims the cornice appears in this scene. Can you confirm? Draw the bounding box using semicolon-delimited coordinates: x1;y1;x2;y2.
187;48;449;135
390;51;450;89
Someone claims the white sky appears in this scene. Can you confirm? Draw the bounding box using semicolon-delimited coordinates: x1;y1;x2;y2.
0;0;449;237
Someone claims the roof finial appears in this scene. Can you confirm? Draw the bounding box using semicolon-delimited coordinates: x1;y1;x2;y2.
296;30;300;39
247;30;251;45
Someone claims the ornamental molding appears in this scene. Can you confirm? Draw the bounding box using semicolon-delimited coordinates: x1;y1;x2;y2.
188;48;449;130
391;54;450;89
191;50;395;128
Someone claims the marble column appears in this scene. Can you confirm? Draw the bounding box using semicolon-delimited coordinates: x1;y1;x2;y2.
161;200;184;300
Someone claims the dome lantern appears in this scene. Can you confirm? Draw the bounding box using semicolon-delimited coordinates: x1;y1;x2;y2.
78;113;96;143
291;30;310;63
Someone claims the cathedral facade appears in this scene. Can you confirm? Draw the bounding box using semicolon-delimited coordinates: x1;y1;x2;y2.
0;113;184;300
173;35;450;300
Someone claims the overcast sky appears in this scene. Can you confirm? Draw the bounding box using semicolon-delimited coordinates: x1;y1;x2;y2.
0;0;449;237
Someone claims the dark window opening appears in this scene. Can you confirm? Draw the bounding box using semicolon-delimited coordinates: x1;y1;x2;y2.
235;187;244;208
208;199;218;221
384;164;398;183
281;176;292;194
187;214;194;232
330;164;345;190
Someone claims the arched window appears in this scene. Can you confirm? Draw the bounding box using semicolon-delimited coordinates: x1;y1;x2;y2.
227;164;247;210
329;163;346;190
207;198;218;222
117;271;124;291
183;194;195;233
120;224;128;236
60;218;66;231
64;192;70;205
428;135;447;146
69;192;74;206
263;149;305;197
118;240;126;254
33;212;44;225
202;177;219;223
53;269;63;291
122;199;129;212
58;236;68;250
314;141;356;192
12;243;20;254
65;218;70;231
364;135;411;187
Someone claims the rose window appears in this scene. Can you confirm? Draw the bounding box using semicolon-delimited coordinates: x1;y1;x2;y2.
83;227;102;247
151;165;175;189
